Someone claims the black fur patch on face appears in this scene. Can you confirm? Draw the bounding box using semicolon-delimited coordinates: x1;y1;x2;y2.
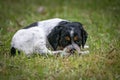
59;22;83;48
23;22;38;29
48;21;88;50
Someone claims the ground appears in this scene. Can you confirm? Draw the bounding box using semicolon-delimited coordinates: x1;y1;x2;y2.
0;0;120;80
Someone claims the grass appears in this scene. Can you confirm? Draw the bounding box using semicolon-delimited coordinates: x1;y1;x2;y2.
0;0;120;80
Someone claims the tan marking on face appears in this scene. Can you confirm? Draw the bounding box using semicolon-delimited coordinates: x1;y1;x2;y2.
65;36;70;41
74;36;78;41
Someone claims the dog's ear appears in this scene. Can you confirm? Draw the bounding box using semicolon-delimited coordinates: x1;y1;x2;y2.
47;25;62;50
81;28;88;48
48;21;69;50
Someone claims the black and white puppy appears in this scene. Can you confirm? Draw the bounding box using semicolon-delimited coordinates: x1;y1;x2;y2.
11;18;88;56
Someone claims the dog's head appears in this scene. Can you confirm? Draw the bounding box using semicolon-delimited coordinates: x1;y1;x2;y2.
48;21;88;54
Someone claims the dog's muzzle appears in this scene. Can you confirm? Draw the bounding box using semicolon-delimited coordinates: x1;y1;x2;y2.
68;43;80;53
61;43;81;57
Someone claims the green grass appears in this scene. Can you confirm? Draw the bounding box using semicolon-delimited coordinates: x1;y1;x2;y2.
0;0;120;80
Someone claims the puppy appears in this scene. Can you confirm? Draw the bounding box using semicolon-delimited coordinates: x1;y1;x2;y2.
11;18;88;56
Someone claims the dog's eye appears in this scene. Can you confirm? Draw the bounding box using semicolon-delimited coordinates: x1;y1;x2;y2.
65;36;70;41
74;36;82;44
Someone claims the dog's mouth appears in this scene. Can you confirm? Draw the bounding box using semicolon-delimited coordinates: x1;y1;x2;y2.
61;44;81;56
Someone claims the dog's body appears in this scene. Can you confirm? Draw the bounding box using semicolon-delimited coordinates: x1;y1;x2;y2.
11;18;88;56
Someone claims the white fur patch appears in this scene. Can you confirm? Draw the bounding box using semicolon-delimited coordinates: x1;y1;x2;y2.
11;27;49;55
37;18;67;36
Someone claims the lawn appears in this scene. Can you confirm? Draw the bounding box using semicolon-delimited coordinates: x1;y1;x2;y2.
0;0;120;80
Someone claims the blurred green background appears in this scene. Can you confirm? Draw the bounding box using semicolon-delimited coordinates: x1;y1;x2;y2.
0;0;120;80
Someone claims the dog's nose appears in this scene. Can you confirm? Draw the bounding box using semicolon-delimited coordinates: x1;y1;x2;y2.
70;48;76;53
